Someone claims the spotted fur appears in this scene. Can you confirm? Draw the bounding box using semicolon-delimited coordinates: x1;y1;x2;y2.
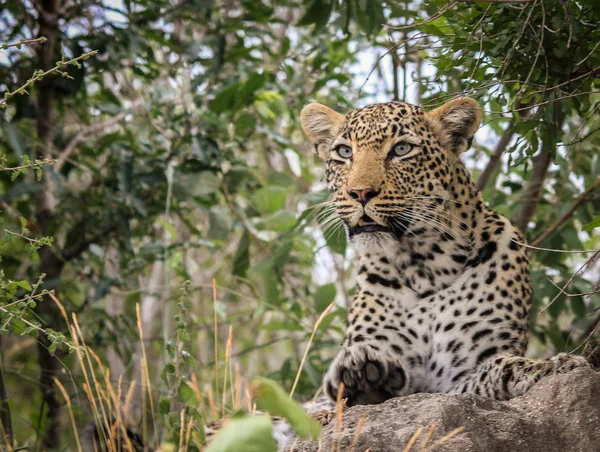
300;98;589;406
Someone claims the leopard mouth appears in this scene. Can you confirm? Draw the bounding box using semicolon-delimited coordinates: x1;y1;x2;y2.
349;215;391;237
348;214;412;240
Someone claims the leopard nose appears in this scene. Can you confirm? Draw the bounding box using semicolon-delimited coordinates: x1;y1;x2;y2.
347;187;380;205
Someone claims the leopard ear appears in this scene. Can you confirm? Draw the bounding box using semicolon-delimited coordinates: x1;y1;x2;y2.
300;103;345;159
425;97;481;153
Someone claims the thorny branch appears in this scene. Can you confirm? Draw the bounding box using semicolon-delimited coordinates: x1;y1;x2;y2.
531;177;600;247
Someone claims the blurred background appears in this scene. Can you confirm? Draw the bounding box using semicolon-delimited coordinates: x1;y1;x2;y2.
0;0;598;449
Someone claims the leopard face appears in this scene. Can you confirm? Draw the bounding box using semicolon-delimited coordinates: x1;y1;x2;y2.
300;98;481;243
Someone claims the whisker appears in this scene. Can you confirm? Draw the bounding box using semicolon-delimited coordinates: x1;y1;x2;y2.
393;209;469;247
381;204;473;237
403;195;474;209
409;206;472;234
389;217;418;240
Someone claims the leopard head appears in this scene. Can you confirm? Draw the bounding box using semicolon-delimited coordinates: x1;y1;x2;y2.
300;98;481;241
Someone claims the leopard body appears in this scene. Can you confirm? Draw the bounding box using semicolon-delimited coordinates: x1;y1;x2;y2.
300;98;588;406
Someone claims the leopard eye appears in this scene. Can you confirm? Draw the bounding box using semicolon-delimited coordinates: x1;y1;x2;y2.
390;142;414;157
335;145;353;159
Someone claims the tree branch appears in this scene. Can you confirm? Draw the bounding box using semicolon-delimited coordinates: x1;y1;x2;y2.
512;111;565;232
512;149;553;231
477;109;531;191
390;46;400;101
55;112;127;173
531;177;600;247
477;120;517;191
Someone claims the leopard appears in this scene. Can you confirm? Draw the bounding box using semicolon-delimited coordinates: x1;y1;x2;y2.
299;97;590;407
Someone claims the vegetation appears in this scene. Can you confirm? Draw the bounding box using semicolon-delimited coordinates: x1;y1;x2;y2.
0;0;598;449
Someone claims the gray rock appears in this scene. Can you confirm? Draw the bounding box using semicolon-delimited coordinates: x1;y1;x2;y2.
291;368;600;452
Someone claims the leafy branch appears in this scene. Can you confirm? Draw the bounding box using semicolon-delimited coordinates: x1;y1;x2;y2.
0;274;77;354
0;37;47;50
0;49;98;109
0;154;56;181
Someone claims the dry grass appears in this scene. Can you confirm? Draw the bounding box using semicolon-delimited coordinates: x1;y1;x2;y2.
41;292;467;452
403;424;465;452
290;302;335;399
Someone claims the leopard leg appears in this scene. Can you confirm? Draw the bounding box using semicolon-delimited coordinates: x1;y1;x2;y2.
450;353;590;400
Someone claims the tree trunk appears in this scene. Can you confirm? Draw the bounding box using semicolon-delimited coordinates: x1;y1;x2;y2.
477;109;531;192
512;148;553;232
34;0;63;448
477;121;516;191
512;112;565;233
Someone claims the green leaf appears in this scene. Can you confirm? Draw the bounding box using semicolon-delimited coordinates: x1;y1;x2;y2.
205;415;276;452
323;224;346;256
159;397;171;416
236;111;257;136
233;230;251;278
297;0;333;30
570;296;586;319
237;72;266;107
250;377;321;440
210;82;240;114
14;280;33;292
582;214;600;232
178;381;199;408
314;283;336;312
208;206;233;241
252;186;289;214
262;211;297;232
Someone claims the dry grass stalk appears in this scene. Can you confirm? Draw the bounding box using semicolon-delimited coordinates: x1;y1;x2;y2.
179;409;186;451
123;380;137;422
246;388;253;413
420;423;437;449
207;385;218;421
290;302;335;399
87;348;123;438
234;362;242;410
213;279;219;407
49;292;70;326
189;375;207;421
184;416;194;452
227;325;234;410
350;413;367;451
403;426;424;452
70;321;106;445
421;426;464;451
136;303;159;446
73;316;112;430
222;325;233;417
54;377;83;452
335;382;345;452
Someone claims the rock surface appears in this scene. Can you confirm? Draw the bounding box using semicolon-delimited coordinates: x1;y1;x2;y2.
291;368;600;452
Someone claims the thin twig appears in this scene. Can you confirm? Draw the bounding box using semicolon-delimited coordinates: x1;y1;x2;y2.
0;36;47;50
511;239;599;254
531;177;600;247
55;112;128;172
540;248;600;314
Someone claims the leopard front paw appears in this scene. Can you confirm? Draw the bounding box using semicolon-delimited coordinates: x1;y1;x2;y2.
324;343;408;406
550;353;590;373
